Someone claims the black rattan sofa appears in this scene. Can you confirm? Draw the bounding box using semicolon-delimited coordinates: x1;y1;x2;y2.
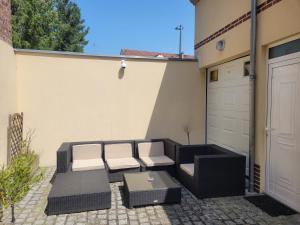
56;140;141;182
56;141;103;173
48;139;180;215
103;140;141;182
49;140;246;214
56;139;179;182
176;144;246;198
135;139;179;177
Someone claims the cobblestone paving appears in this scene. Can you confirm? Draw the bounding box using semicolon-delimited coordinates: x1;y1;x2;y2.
1;167;299;225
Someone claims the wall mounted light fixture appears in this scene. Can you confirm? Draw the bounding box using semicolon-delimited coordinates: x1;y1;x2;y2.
121;60;127;69
216;39;225;51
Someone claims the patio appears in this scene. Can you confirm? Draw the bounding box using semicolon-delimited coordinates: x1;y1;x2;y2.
1;168;299;225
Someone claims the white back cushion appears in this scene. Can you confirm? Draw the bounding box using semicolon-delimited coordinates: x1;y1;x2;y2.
138;142;164;157
72;144;102;161
105;143;133;159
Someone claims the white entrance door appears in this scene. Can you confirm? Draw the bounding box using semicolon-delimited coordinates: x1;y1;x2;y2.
207;56;250;174
267;52;300;212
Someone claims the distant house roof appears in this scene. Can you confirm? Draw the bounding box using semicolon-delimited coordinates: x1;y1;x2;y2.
120;49;195;59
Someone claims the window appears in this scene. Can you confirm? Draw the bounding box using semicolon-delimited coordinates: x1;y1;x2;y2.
244;61;250;76
269;38;300;59
210;70;218;82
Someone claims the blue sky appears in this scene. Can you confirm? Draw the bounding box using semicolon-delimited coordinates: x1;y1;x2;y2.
74;0;195;56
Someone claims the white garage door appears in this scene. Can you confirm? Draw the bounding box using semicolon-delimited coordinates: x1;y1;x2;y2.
207;56;250;174
267;52;300;212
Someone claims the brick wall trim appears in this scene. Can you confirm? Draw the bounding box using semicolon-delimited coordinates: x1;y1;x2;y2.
0;0;12;45
254;164;261;193
194;0;283;50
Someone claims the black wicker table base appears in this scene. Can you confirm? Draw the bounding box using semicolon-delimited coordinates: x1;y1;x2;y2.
46;169;111;215
123;171;181;208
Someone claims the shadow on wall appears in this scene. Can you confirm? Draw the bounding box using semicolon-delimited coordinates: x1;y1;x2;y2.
145;61;205;145
16;53;205;166
118;68;125;79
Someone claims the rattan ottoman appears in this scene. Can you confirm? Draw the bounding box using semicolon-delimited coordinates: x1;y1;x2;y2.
123;171;181;208
46;169;111;215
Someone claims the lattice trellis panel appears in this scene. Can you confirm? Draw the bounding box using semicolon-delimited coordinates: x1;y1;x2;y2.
7;112;23;163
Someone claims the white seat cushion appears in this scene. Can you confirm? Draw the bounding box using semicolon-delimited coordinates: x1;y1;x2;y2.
72;144;102;160
72;158;105;172
138;142;164;157
140;156;174;167
72;144;103;172
180;163;194;176
106;157;140;170
105;143;133;159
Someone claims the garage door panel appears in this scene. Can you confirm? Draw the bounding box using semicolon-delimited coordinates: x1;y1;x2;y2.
207;128;221;144
242;119;249;136
207;92;221;106
238;86;250;111
222;117;237;132
207;115;219;129
221;110;243;118
223;90;237;107
207;56;250;175
222;133;238;149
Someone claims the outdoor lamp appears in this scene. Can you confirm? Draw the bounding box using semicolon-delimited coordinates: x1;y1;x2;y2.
216;39;225;51
121;60;127;69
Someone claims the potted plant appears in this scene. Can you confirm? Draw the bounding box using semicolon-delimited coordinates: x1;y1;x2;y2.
0;147;43;223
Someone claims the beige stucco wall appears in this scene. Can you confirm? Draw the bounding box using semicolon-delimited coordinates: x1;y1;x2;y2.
0;40;17;166
195;0;250;45
15;52;204;166
194;0;300;191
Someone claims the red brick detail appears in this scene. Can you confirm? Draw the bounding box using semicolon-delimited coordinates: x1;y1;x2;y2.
194;0;283;50
254;164;261;193
0;0;12;45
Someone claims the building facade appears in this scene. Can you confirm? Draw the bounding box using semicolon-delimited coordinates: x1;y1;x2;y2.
1;0;300;213
191;0;300;212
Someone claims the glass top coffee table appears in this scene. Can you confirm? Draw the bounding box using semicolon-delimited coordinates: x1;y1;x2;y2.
123;171;181;208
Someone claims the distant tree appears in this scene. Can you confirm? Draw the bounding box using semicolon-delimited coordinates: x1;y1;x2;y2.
11;0;58;50
54;0;89;52
11;0;89;52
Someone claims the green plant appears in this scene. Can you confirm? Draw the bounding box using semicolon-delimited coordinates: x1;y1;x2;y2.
0;142;43;223
20;130;35;154
12;0;89;52
184;125;191;144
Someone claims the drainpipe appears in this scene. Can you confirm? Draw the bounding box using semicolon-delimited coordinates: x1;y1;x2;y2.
249;0;257;192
